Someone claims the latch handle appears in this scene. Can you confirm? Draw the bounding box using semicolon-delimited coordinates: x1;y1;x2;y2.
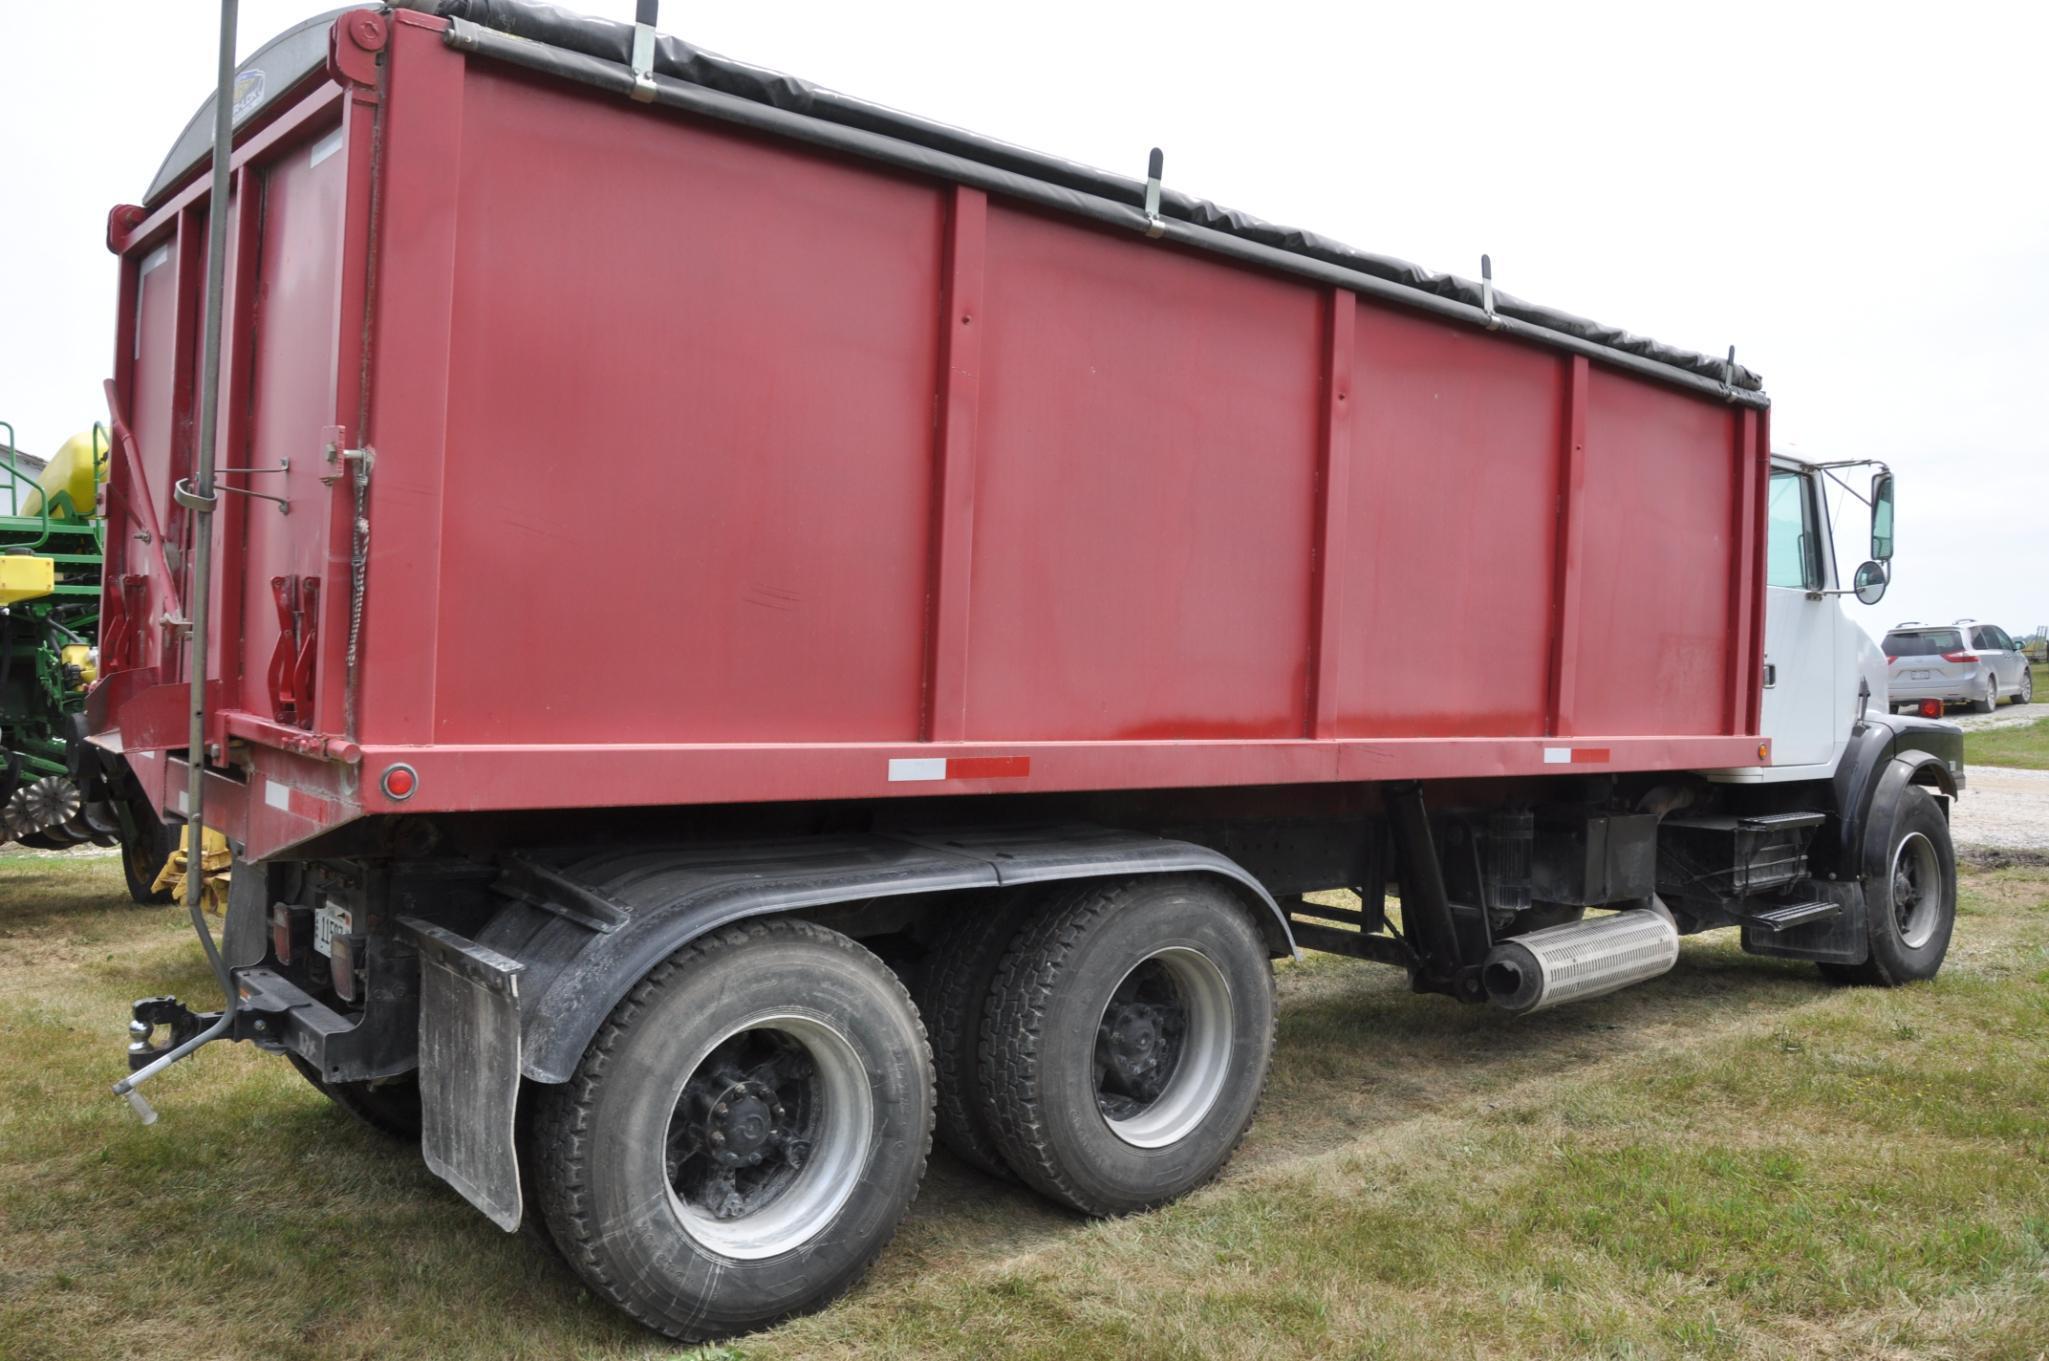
630;0;658;102
1143;147;1165;239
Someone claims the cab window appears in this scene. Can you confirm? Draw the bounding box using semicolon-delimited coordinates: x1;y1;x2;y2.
1766;470;1817;590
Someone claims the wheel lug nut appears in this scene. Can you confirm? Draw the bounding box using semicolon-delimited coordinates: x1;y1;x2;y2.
714;1102;728;1117
709;1129;725;1144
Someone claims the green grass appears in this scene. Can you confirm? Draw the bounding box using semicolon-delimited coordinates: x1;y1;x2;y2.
3;853;2048;1359
1956;664;2049;769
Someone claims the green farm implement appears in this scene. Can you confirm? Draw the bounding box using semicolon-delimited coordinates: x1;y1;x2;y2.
2;420;174;896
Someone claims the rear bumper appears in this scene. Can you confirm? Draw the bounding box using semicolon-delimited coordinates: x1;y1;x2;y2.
232;943;419;1084
1887;677;1977;704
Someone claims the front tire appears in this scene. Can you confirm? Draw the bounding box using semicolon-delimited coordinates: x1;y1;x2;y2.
534;919;932;1342
2016;668;2033;705
1820;784;1956;987
981;876;1274;1217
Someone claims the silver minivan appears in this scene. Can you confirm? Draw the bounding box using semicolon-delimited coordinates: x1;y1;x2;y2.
1884;619;2033;712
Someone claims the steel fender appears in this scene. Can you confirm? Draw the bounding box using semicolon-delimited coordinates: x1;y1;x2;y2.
1826;715;1961;874
1860;756;1955;885
471;828;1294;1084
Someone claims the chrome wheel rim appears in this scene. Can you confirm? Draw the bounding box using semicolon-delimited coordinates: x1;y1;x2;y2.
1892;831;1943;950
663;1013;872;1260
1094;946;1233;1149
2024;671;2034;702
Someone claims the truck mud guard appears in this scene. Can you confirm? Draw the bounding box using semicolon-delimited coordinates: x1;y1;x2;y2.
1821;713;1962;877
474;827;1293;1087
403;918;526;1231
394;827;1287;1229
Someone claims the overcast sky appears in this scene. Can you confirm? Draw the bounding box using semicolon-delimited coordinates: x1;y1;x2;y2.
2;1;2043;637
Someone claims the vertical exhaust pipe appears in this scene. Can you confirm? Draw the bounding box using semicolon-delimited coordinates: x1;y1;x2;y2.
1480;898;1680;1014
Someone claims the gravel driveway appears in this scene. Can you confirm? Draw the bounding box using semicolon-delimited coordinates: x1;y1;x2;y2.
1952;761;2049;851
1948;705;2043;733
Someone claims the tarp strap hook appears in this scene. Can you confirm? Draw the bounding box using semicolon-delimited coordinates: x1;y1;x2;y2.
1481;254;1502;331
1143;147;1165;239
629;0;658;102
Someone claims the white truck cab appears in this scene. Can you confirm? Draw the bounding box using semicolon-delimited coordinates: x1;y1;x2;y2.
1743;454;1899;782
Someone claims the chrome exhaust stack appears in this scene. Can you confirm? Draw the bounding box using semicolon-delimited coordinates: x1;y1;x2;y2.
1480;898;1680;1015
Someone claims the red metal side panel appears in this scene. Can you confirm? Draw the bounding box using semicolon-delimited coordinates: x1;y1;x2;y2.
1569;367;1741;736
423;66;944;745
1336;306;1565;738
128;241;182;498
964;205;1322;741
234;119;348;715
98;15;1774;851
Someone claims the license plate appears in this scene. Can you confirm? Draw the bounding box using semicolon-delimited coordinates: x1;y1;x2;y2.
313;902;352;958
1910;669;1931;681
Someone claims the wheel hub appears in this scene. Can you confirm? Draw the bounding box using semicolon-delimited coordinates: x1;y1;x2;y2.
661;1015;875;1257
704;1079;786;1168
1101;1001;1172;1096
1096;967;1190;1113
1091;947;1236;1149
1890;830;1942;949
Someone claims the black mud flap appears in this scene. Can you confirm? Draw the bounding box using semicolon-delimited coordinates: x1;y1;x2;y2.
401;918;526;1231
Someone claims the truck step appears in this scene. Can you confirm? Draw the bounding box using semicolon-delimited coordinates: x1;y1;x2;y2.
1743;899;1842;933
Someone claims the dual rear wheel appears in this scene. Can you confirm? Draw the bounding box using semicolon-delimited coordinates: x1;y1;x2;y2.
530;877;1274;1342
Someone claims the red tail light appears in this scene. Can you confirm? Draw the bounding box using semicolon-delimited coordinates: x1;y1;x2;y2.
1919;698;1945;718
330;933;364;1003
270;905;310;965
1885;655;1898;665
1940;651;1973;663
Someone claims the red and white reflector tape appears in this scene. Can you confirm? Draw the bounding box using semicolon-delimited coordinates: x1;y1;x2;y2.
1541;747;1611;765
887;755;1032;782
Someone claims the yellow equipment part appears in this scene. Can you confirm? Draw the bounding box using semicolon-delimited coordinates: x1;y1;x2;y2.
153;824;234;915
61;643;97;690
0;554;56;605
17;428;107;522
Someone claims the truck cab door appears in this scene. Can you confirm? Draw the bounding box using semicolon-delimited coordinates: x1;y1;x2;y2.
1759;468;1839;769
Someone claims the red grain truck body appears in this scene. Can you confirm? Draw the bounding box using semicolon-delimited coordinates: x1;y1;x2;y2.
96;2;1962;1341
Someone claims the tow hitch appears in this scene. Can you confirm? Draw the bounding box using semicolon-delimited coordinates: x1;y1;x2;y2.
112;994;237;1125
126;996;216;1073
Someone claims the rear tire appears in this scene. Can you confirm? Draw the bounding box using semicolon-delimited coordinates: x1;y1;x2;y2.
285;1053;422;1140
917;893;1040;1179
1971;678;1996;714
1818;785;1955;987
981;875;1274;1217
534;919;932;1342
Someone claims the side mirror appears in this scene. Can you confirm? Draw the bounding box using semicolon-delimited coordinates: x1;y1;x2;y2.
1870;472;1895;562
1852;560;1888;606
